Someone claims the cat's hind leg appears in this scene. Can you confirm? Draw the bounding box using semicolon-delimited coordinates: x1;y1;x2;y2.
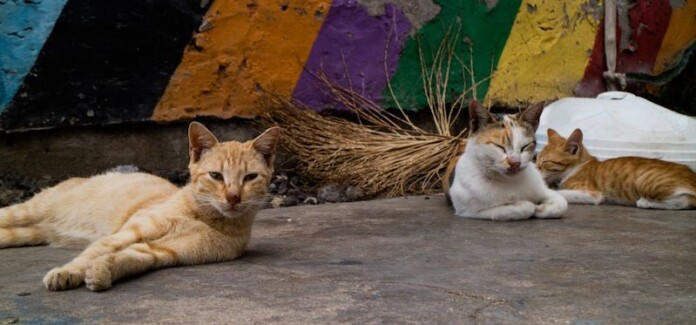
636;196;691;210
458;201;536;221
557;189;604;205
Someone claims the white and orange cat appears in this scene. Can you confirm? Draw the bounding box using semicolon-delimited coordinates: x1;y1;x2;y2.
0;122;280;291
537;128;696;209
445;101;567;221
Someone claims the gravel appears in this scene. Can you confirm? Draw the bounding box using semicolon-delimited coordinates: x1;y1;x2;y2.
0;168;364;209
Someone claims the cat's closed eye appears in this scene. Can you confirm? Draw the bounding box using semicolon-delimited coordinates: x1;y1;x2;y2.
209;171;224;181
521;141;535;151
489;142;506;151
243;173;258;182
541;162;565;172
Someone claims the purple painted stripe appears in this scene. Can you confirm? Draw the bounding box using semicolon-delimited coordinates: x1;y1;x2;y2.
291;0;411;110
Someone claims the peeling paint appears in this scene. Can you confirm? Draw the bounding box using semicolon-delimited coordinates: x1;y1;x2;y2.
617;0;633;52
653;0;696;74
485;0;602;106
0;0;68;112
385;0;522;107
2;0;695;130
359;0;440;35
292;0;411;109
153;0;330;121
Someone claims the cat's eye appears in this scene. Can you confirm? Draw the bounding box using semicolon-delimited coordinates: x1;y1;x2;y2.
541;162;564;172
209;172;224;181
522;141;536;151
243;173;258;182
490;143;506;151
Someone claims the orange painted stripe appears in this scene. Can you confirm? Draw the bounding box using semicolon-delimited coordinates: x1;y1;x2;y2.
653;1;696;74
153;0;331;121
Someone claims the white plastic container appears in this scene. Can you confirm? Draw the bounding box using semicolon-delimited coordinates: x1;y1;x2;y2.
535;91;696;170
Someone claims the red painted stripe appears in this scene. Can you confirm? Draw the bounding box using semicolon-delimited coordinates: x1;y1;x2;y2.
575;18;606;97
619;0;672;73
576;0;673;97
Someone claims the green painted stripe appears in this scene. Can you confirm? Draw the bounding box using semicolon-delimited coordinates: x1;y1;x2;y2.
384;0;522;109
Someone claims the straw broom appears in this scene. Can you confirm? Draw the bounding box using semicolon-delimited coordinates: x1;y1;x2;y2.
263;27;489;198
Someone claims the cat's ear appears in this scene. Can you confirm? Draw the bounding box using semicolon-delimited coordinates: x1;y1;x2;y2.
520;101;546;131
469;100;493;133
565;128;583;155
253;126;281;166
188;122;219;163
547;128;563;144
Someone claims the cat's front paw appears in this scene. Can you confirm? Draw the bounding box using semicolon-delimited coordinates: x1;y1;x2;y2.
85;260;112;292
534;202;565;219
43;266;84;291
491;201;536;221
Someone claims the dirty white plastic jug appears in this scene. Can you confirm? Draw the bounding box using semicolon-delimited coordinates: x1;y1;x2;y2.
535;91;696;170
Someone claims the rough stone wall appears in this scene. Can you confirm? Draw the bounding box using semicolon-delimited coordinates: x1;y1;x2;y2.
1;0;694;132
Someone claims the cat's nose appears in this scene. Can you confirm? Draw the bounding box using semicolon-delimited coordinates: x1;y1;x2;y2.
507;157;521;169
226;193;239;206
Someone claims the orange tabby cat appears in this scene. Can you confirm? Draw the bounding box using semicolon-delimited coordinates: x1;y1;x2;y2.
536;128;696;209
0;122;280;291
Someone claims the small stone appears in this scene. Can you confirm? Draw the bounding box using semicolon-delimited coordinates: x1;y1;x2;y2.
282;195;299;207
16;292;30;297
0;189;23;207
108;165;140;174
345;186;363;201
270;195;284;208
424;196;430;200
289;175;301;188
317;184;347;203
276;182;288;195
303;197;318;205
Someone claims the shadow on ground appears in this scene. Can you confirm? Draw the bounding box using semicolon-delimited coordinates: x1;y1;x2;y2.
1;195;695;324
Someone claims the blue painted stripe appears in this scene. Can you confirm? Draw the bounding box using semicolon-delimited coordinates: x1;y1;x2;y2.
0;0;69;112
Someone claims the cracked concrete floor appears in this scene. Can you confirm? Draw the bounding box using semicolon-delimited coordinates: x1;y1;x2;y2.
1;195;695;324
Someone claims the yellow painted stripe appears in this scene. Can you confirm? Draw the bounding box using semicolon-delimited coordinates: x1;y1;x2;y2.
485;0;602;106
153;0;331;121
653;1;696;74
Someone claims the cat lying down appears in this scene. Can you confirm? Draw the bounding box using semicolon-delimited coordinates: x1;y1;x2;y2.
444;101;568;221
0;122;280;291
537;128;696;210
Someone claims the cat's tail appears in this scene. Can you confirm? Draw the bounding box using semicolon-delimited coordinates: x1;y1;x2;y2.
0;226;47;248
0;201;45;228
0;200;50;247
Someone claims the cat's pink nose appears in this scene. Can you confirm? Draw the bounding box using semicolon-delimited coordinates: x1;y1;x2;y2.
507;157;521;169
226;194;239;206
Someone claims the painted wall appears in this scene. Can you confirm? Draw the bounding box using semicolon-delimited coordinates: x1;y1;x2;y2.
0;0;69;111
1;0;694;132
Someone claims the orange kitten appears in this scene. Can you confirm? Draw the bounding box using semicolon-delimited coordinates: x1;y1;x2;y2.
536;128;696;210
0;122;280;291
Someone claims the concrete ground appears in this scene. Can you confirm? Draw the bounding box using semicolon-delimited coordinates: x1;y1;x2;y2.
1;195;695;324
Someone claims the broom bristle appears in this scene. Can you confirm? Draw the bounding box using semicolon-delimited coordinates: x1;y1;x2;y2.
263;99;466;198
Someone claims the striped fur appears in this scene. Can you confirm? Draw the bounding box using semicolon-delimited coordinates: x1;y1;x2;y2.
537;128;696;209
0;122;280;291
